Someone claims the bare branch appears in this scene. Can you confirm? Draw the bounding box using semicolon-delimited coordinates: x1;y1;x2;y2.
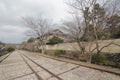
112;43;120;47
23;16;52;53
99;41;114;52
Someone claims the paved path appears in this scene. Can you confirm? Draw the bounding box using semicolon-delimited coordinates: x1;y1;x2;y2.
0;50;120;80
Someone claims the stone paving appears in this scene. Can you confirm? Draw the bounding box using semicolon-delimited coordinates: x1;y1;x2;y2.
0;50;120;80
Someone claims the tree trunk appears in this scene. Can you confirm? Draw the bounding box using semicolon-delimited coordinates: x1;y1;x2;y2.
41;46;45;54
87;54;92;63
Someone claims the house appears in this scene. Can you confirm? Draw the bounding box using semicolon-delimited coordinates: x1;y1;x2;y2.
47;29;73;42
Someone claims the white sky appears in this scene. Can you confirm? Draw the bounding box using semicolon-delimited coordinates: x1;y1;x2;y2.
0;0;70;43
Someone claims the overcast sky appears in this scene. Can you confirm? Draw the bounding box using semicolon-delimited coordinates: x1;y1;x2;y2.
0;0;70;44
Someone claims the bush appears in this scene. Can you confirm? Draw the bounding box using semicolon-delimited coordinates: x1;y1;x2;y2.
54;50;64;56
36;49;42;53
92;54;106;64
47;36;63;45
6;47;15;52
27;38;34;43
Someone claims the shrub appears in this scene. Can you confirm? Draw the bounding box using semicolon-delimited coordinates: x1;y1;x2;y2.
36;49;42;53
47;36;63;45
54;50;64;56
6;47;15;52
27;38;34;43
92;53;106;64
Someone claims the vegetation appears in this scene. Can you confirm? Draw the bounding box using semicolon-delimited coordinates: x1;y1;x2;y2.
0;41;3;44
36;49;42;53
23;16;51;54
27;38;34;43
63;0;120;63
107;14;120;39
92;54;106;64
6;47;15;52
47;36;63;45
20;0;120;68
0;41;6;54
0;41;5;46
54;50;64;56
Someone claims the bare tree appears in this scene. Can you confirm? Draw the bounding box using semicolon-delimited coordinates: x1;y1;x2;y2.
23;16;51;54
63;15;85;54
63;17;95;63
64;0;120;63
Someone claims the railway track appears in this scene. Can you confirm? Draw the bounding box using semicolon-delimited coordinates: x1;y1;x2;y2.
20;54;43;80
0;50;119;80
35;53;120;76
20;53;63;80
0;53;11;63
20;51;120;76
17;51;120;80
